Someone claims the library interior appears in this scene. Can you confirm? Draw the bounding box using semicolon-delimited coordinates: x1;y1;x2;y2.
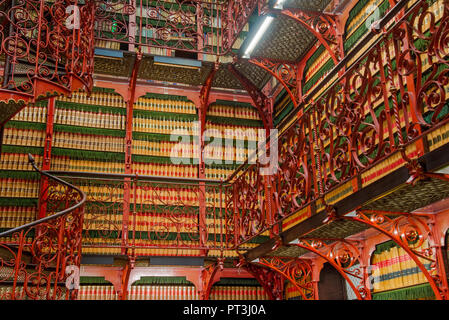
1;0;449;301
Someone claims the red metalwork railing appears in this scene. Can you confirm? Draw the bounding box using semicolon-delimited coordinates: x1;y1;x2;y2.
0;0;95;105
227;0;449;247
48;171;227;257
0;154;86;300
94;0;259;56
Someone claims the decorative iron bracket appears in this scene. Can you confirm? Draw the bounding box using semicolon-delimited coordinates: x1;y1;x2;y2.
340;209;448;299
268;8;341;64
287;237;371;300
248;58;300;109
228;64;273;131
251;257;314;300
236;258;285;300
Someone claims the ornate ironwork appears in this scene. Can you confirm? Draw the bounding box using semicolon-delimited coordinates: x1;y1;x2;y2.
227;0;449;247
289;238;370;300
341;210;448;300
248;58;300;108
0;155;86;300
227;64;272;131
57;174;226;254
255;256;314;300
0;0;95;104
237;258;284;300
94;0;259;55
279;9;341;63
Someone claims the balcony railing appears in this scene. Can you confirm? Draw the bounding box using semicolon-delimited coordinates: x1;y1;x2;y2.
47;171;230;257
0;0;95;105
227;0;449;247
0;155;86;300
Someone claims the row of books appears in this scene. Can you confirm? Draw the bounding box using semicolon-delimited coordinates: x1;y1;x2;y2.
79;284;268;301
372;242;431;292
133;162;198;178
78;285;199;300
207;104;260;120
2;128;45;147
133;116;195;135
51;156;125;174
204;122;261;141
54;108;126;130
209;286;269;300
0;153;43;171
133;138;253;162
346;0;385;38
140;46;175;56
0;206;36;229
76;185;221;205
52;131;125;153
0;178;40;199
57;92;126;108
133;139;192;158
204;167;234;180
305;49;332;84
95;39;121;51
427;121;449;152
81;239;204;256
134;97;196;114
11;105;47;123
83;213;190;234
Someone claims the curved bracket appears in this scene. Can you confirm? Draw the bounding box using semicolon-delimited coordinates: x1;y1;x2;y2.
254;257;315;300
199;259;224;300
227;64;272;132
288;238;370;300
248;58;299;109
341;210;446;300
238;260;285;300
280;9;341;64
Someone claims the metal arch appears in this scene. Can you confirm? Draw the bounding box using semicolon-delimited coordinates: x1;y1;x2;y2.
199;64;220;134
248;58;300;109
227;64;273;132
341;210;447;300
288;238;370;300
279;9;341;64
254;257;315;300
238;260;285;300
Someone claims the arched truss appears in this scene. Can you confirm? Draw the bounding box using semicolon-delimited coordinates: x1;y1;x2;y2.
279;9;341;64
248;59;300;109
341;210;449;300
254;257;315;300
199;64;219;136
239;260;285;300
227;64;273;132
200;261;223;300
288;238;371;300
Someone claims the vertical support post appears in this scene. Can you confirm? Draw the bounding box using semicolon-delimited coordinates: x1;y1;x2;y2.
122;54;142;255
428;215;449;299
310;260;323;300
198;101;207;256
38;98;55;219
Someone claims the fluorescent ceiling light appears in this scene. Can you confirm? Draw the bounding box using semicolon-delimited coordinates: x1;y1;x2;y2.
243;16;274;58
274;0;286;9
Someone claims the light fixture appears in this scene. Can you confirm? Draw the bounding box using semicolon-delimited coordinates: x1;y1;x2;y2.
273;0;286;9
242;16;274;59
252;258;260;263
288;239;299;245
